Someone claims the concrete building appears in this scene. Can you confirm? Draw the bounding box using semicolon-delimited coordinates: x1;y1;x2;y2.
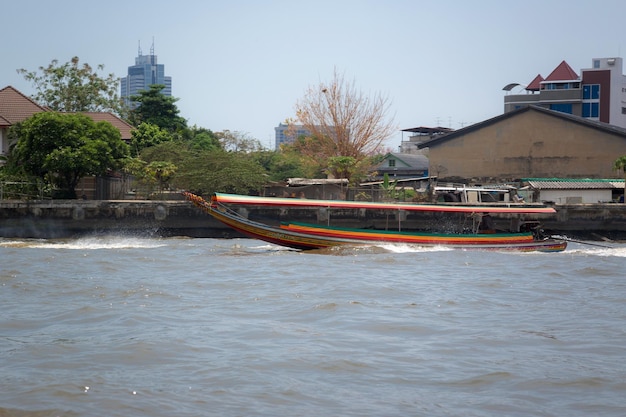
521;178;625;204
274;122;344;150
503;57;626;129
417;106;626;183
274;123;311;149
120;42;172;108
398;126;453;155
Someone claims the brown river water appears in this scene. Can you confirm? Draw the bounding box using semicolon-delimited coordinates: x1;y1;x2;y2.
1;236;625;416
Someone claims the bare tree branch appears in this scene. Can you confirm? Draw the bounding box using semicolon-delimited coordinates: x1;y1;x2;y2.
293;68;396;180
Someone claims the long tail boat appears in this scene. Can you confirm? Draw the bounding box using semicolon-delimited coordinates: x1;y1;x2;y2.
183;192;567;252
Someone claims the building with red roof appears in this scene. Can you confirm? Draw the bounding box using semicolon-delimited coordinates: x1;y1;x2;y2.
0;86;134;161
503;57;626;129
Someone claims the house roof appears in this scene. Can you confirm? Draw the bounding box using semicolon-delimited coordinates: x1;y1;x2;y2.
78;112;134;141
544;60;579;81
0;85;135;141
524;178;625;190
417;105;626;149
0;85;48;124
383;152;429;169
0;114;11;128
526;74;544;91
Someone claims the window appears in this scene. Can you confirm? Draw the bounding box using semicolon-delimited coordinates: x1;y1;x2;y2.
388;159;396;167
543;82;578;90
593;60;600;68
582;102;599;118
583;84;600;99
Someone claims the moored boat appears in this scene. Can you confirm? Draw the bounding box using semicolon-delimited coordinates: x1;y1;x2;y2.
183;192;567;252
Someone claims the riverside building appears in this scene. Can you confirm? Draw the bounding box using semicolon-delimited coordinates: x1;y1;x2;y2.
503;57;626;129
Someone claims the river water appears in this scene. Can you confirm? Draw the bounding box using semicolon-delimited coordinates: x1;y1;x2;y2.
1;236;625;417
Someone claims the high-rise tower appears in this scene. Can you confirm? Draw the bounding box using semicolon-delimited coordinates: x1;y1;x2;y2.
120;40;172;108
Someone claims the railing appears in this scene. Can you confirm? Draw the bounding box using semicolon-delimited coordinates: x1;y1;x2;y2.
0;181;48;200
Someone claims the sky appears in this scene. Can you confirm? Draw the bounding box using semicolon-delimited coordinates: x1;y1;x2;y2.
3;0;626;150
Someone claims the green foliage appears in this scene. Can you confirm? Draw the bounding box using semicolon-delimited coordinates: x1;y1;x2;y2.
614;155;626;202
326;156;356;180
145;161;177;196
380;173;398;200
182;151;267;195
284;140;378;183
613;155;626;173
140;141;193;166
17;56;123;115
128;85;187;132
249;150;306;182
130;123;174;157
280;142;327;178
0;171;48;199
327;155;377;185
139;141;267;195
185;126;221;151
7;112;129;198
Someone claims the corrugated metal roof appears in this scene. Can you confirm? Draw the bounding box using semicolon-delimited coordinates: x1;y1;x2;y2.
287;178;348;186
526;179;625;190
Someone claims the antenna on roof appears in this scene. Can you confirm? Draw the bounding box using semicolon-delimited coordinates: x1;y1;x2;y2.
151;36;155;56
138;40;142;56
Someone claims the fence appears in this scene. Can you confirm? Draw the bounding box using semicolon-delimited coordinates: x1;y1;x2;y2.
0;181;47;200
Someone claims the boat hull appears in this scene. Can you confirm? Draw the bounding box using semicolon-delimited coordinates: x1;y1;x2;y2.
183;193;567;252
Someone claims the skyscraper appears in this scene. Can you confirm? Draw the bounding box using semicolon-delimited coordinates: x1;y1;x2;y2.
120;41;172;108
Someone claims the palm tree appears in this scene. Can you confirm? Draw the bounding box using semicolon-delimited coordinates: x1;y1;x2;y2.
613;156;626;203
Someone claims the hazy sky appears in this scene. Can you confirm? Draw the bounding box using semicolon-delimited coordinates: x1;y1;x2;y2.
3;0;625;149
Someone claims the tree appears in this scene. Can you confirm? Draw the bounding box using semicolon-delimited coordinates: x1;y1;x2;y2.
185;126;221;151
614;155;626;202
380;173;399;200
17;56;123;115
249;150;306;182
182;150;267;194
8;113;129;198
140;141;267;195
145;161;177;197
293;68;396;180
217;130;264;153
128;84;187;133
130;122;174;157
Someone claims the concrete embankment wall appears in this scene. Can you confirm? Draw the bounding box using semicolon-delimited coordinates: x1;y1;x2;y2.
1;199;626;240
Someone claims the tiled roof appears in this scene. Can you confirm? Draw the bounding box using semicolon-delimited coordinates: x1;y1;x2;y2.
0;85;135;141
526;74;544;91
78;112;135;141
0;114;11;127
544;60;579;81
0;85;48;123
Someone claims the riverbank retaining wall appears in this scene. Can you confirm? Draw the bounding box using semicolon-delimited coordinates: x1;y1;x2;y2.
1;199;626;240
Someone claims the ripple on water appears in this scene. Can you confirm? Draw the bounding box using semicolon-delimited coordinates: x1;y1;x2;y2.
1;237;625;417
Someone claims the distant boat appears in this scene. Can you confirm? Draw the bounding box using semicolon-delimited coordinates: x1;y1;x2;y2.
183;192;567;252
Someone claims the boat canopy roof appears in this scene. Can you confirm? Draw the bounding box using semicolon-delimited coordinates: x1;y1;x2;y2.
212;193;556;214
